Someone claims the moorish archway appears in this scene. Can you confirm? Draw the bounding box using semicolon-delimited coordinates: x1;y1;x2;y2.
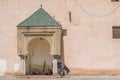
17;7;62;75
29;38;53;75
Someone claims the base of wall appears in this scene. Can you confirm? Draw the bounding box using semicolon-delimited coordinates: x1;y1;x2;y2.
4;68;120;76
5;71;20;76
69;68;120;76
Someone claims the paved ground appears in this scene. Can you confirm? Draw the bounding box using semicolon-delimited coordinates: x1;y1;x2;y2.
1;76;120;80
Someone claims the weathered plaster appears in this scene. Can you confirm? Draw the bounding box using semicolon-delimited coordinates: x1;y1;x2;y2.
0;0;120;75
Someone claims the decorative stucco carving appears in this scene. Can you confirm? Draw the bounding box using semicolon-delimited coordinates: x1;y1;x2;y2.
17;27;62;56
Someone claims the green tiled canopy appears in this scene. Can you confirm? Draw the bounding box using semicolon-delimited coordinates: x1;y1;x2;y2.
17;8;61;27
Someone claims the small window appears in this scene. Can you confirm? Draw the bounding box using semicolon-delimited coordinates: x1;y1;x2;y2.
111;0;119;2
113;27;120;39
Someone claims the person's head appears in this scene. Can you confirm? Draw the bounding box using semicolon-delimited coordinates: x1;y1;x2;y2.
58;60;61;62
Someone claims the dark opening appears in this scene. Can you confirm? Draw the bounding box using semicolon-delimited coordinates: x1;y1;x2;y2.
111;0;119;2
69;11;72;23
112;27;120;39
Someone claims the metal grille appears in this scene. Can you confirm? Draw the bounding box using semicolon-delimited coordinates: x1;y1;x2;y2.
111;0;119;2
113;27;120;39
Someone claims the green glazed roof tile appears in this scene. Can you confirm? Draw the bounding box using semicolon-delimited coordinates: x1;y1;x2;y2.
17;8;61;27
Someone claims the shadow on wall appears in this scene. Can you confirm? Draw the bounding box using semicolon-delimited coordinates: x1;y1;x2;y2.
60;29;67;63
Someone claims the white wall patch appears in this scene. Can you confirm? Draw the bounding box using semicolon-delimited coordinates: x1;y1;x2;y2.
0;59;6;75
14;63;19;72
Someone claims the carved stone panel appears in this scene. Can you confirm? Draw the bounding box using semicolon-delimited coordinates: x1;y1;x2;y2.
17;27;62;56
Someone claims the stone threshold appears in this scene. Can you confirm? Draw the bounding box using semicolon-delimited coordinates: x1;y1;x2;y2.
15;75;60;78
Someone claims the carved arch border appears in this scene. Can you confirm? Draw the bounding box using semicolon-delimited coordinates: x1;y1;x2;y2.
17;27;62;57
25;35;55;56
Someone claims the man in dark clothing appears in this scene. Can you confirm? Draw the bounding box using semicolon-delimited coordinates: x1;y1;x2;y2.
64;64;70;75
57;60;70;77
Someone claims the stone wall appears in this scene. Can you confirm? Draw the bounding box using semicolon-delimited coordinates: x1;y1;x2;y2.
0;0;120;75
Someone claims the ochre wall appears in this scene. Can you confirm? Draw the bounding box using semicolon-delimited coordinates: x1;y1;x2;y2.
0;0;120;75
